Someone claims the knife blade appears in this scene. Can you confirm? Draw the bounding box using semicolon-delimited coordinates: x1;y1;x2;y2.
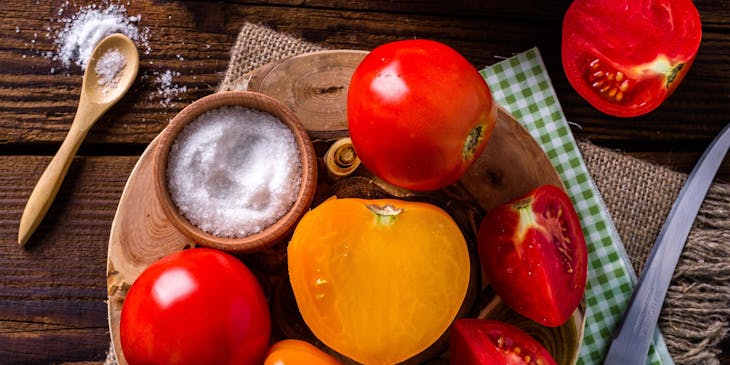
603;123;730;365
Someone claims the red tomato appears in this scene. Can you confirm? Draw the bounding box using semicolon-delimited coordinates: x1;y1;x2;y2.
477;185;587;327
120;248;271;365
347;39;497;191
450;319;557;365
562;0;701;117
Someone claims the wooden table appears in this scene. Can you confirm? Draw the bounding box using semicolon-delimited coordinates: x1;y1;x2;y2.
1;1;727;363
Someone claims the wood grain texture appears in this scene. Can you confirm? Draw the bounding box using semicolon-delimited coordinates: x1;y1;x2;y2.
0;1;728;364
0;155;137;363
0;0;728;181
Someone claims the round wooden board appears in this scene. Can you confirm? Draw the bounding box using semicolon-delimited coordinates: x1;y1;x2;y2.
108;50;583;364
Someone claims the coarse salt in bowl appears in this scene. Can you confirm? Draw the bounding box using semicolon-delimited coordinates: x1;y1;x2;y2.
153;91;317;253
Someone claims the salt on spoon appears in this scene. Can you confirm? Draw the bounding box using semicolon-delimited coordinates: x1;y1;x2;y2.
18;33;139;245
95;47;127;96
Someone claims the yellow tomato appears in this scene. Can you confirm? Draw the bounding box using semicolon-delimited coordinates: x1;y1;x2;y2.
288;198;470;365
264;339;342;365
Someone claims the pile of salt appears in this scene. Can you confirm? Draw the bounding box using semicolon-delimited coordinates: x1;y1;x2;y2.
94;48;126;95
53;4;147;70
167;106;302;238
47;4;190;107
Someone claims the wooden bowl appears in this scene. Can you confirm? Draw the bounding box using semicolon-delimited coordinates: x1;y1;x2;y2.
109;51;583;365
152;91;317;253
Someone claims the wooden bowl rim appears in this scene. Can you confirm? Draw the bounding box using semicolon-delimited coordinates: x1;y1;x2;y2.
152;90;318;253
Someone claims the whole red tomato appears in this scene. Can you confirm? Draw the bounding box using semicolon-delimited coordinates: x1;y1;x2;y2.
477;185;587;327
347;39;497;191
120;248;271;365
562;0;702;117
450;319;557;365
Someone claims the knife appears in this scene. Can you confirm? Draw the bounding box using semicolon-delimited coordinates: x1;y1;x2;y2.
603;123;730;365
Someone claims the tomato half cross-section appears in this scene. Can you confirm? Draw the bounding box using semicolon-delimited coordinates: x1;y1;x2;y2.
120;248;271;365
288;197;471;365
347;39;497;191
562;0;702;117
450;319;557;365
477;185;587;327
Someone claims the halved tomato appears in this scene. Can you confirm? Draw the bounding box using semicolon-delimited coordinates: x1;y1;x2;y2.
562;0;702;117
288;197;470;365
450;319;557;365
477;185;587;327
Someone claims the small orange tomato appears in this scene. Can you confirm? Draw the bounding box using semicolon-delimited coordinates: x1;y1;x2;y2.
264;339;342;365
288;198;471;365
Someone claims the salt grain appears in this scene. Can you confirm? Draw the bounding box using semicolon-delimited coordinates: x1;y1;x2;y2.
53;4;149;70
154;70;187;107
167;106;302;238
94;48;126;95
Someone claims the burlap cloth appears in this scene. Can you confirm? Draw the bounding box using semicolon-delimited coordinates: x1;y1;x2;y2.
105;23;729;364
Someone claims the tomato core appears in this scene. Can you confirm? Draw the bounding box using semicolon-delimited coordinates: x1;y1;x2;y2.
542;204;575;275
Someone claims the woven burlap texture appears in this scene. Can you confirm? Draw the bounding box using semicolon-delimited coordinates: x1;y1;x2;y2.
579;141;729;365
106;22;729;365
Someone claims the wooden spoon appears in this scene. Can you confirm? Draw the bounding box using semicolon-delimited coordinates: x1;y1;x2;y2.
18;33;139;246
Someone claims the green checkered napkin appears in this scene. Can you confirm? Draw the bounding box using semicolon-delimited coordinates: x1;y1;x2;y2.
479;48;673;365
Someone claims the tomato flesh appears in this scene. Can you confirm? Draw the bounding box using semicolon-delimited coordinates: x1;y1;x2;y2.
347;39;497;191
288;198;471;365
450;319;557;365
562;0;701;117
120;248;271;365
477;185;587;327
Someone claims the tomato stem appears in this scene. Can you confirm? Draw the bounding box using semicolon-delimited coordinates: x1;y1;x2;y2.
667;63;684;86
463;124;486;161
367;204;403;225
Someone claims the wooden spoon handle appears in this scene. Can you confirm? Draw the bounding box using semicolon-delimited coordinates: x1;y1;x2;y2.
18;105;102;245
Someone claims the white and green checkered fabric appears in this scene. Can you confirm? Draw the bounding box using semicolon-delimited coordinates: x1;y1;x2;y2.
479;48;673;365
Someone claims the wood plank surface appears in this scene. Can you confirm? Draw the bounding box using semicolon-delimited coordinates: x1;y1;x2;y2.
1;0;728;172
0;0;728;364
0;155;138;363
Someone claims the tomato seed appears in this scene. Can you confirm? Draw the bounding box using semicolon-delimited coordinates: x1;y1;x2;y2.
619;80;630;92
585;58;632;103
496;334;505;348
